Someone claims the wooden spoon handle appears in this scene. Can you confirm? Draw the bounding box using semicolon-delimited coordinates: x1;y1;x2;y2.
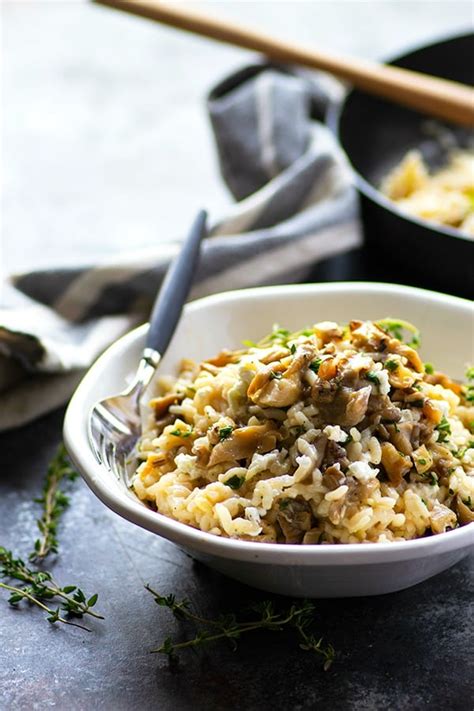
93;0;474;126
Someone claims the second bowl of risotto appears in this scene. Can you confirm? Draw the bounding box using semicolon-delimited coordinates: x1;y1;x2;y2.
64;283;474;597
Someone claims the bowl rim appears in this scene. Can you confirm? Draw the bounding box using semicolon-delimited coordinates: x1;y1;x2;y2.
64;282;474;566
325;31;474;245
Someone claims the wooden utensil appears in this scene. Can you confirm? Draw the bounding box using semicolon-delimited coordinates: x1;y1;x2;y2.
93;0;474;126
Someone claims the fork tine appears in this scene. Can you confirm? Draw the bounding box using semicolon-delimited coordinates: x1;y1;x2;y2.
90;423;104;464
100;433;112;472
95;403;134;437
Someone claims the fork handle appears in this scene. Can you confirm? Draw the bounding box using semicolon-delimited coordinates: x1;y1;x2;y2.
145;210;207;359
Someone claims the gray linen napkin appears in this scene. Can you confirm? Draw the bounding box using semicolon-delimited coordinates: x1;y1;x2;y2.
0;64;362;431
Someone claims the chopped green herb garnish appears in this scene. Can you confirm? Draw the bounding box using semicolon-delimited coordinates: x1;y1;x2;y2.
242;339;257;348
465;368;474;403
421;499;428;507
424;363;434;375
170;427;193;438
366;371;379;385
270;325;291;343
436;416;451;443
290;343;297;355
309;359;322;374
218;426;233;441
385;360;398;372
418;458;427;466
269;370;283;380
226;475;245;490
376;319;421;349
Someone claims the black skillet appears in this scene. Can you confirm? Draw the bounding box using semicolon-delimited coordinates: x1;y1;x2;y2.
326;33;474;300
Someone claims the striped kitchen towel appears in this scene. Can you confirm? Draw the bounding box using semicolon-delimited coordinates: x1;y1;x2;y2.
0;64;361;430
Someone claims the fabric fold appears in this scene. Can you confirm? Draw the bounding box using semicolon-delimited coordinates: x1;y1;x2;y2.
1;64;361;430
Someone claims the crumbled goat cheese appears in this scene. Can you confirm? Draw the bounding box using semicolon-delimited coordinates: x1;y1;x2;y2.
323;425;347;442
348;460;379;483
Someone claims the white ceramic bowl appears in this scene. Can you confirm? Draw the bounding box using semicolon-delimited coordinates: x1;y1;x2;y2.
64;283;474;597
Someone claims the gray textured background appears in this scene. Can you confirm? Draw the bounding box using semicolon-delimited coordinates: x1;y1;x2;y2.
1;2;473;710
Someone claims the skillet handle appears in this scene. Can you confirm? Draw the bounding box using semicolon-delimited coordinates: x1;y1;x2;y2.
145;210;207;358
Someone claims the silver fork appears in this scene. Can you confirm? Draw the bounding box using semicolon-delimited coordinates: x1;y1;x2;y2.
88;210;207;482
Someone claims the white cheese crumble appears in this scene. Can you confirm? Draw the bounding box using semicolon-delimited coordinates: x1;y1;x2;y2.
323;424;348;442
376;368;391;396
348;460;379;483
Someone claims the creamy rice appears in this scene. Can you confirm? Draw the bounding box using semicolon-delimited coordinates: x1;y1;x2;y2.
381;150;474;236
132;319;474;544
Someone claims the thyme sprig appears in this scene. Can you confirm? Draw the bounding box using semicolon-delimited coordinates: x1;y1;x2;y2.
30;443;78;561
0;547;103;631
146;585;335;670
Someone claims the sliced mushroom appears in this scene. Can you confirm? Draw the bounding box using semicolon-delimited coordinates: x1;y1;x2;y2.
344;386;372;427
302;528;324;544
204;349;240;367
192;438;211;466
410;423;421;450
350;321;390;352
411;444;433;475
455;495;474;525
247;347;312;408
430;503;457;534
277;497;314;543
388;340;424;373
387;361;417;389
380;441;412;486
389;422;414;456
149;393;181;419
208;423;277;466
258;346;292;364
325;441;350;469
322;463;345;490
313;434;328;469
313;385;371;428
248;369;300;408
379;404;402;423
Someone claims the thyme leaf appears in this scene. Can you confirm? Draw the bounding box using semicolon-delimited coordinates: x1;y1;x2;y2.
146;586;335;669
0;548;103;631
30;444;78;562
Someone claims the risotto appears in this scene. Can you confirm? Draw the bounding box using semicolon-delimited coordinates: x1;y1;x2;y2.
133;319;474;544
381;150;474;236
